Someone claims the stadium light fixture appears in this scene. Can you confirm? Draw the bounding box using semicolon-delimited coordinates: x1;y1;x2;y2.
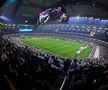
84;17;87;19
0;16;7;20
101;19;103;21
89;17;93;19
0;15;10;22
97;18;100;20
25;20;28;23
76;16;80;19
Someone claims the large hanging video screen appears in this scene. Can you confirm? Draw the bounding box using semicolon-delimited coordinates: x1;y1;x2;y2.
39;6;67;23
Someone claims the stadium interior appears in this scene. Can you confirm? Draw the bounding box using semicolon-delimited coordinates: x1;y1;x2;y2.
0;0;108;90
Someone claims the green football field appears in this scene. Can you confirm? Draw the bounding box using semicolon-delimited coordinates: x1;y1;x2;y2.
22;37;92;60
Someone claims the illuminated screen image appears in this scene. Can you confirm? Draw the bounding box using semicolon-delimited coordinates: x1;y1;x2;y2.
7;0;16;4
39;6;67;23
19;29;33;32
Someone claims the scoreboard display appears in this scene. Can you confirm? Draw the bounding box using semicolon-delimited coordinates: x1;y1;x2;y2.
18;24;34;32
19;29;33;32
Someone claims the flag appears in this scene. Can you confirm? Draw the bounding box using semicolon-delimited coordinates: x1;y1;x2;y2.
39;10;50;23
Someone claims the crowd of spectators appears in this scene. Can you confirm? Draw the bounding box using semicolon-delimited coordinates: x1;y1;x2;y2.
0;36;63;90
0;34;108;90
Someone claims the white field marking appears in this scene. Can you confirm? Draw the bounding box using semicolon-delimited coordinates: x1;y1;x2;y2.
93;46;100;59
77;46;88;54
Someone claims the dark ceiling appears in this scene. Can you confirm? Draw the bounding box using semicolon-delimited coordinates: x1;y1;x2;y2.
0;0;108;9
23;0;108;8
95;0;108;6
0;0;6;7
0;0;108;24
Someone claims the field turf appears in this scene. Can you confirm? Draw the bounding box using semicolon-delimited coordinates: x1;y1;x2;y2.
22;37;92;60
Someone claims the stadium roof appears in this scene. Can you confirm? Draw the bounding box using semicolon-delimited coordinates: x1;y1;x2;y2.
0;0;108;6
0;0;108;10
0;0;108;24
23;0;108;8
